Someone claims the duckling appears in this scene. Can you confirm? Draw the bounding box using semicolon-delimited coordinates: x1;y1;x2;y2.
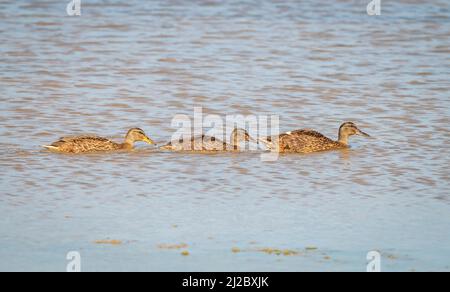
43;128;155;153
160;128;256;152
260;122;370;153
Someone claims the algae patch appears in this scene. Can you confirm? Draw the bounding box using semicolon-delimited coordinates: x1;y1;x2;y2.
231;247;241;253
258;248;299;256
94;239;122;245
157;243;189;250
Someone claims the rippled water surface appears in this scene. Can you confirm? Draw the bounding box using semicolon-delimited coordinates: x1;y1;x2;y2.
0;0;449;271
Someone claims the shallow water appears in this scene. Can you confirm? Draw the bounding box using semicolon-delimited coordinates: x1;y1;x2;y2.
0;0;449;271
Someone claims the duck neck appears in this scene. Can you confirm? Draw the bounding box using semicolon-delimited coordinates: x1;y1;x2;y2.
231;134;240;150
123;137;135;149
338;131;349;145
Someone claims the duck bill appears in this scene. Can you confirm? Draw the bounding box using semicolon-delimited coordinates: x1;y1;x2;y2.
249;136;259;143
357;129;371;138
144;137;155;145
256;137;269;145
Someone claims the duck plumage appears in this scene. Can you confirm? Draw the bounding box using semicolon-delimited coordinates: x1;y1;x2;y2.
160;128;255;152
43;128;154;153
260;122;370;153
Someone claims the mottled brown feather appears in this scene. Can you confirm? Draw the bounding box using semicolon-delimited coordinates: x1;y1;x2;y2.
49;136;122;153
263;130;348;153
161;134;237;152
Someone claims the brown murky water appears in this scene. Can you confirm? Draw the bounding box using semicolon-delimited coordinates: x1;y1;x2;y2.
0;0;449;271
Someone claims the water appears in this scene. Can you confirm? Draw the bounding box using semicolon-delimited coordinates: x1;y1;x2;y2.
0;0;449;271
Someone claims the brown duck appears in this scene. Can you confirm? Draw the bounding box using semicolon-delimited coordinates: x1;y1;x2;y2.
43;128;155;153
259;122;370;153
160;128;256;152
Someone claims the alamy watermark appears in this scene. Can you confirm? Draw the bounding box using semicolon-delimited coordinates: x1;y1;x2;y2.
169;107;280;161
64;250;380;271
367;0;381;16
65;1;380;18
66;251;81;272
67;0;81;16
366;251;381;272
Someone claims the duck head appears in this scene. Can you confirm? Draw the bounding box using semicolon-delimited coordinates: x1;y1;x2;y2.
125;128;155;145
338;122;370;145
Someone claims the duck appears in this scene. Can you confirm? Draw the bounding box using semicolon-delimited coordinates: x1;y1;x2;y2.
259;122;370;153
43;128;155;153
160;128;256;152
